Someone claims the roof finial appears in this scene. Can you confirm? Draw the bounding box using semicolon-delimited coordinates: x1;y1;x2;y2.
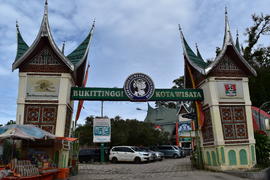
195;43;198;49
236;29;239;37
225;6;228;15
61;41;65;54
178;24;182;31
92;19;96;27
16;20;20;33
44;0;48;16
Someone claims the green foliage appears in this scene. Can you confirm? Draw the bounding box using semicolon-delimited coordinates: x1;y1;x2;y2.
155;75;185;108
75;116;170;147
172;76;184;89
242;14;270;110
254;130;270;166
6;120;16;125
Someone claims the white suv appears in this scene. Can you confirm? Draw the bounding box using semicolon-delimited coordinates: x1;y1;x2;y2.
109;146;150;163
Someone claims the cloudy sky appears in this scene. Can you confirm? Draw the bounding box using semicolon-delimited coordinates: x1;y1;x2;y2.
0;0;269;125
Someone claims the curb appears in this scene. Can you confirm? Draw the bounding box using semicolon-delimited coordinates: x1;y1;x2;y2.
223;168;270;180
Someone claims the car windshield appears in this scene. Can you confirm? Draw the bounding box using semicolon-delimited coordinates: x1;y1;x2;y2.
131;147;144;152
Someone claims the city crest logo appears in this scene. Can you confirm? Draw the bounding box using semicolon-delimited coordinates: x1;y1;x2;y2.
124;73;155;101
224;84;237;96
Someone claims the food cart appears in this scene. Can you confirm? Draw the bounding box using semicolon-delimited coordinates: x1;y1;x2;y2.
0;125;77;180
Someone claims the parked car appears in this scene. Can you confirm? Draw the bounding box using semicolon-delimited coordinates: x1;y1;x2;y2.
140;147;164;161
109;146;150;163
79;148;100;163
79;147;110;163
154;145;181;158
173;146;186;158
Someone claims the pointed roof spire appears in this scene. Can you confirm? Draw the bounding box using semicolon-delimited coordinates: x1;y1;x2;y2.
61;41;65;54
12;0;74;71
67;20;95;67
235;29;241;52
179;25;206;74
195;43;203;60
223;6;234;47
41;0;49;37
15;20;29;61
205;7;257;76
178;24;182;32
16;20;19;31
44;0;48;14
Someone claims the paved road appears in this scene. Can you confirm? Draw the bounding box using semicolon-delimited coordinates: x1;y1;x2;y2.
70;157;250;180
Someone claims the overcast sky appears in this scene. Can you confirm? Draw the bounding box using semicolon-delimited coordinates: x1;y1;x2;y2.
0;0;269;125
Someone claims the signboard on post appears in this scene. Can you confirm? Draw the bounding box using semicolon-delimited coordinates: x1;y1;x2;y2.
93;118;111;143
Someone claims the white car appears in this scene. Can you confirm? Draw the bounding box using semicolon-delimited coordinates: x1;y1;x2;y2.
109;146;150;163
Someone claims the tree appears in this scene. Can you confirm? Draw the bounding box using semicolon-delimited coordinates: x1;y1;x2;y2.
172;76;184;89
6;120;16;125
155;75;185;108
254;130;270;167
242;14;270;111
75;116;170;147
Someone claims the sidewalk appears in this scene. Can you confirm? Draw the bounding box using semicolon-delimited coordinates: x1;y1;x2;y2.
223;167;270;180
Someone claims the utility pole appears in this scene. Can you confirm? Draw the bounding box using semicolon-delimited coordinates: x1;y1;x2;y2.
193;104;203;169
100;101;105;163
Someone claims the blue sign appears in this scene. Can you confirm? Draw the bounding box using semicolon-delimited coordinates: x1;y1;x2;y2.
93;118;111;143
94;126;111;136
179;122;192;132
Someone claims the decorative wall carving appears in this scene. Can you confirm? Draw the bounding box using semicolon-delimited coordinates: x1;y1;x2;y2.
29;48;60;65
24;104;57;134
219;55;239;70
220;106;248;141
209;55;247;77
202;108;214;144
20;47;70;73
64;108;72;137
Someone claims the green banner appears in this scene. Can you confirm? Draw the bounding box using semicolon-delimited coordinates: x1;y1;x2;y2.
71;87;204;101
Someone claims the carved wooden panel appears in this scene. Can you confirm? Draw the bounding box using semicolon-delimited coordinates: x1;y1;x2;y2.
19;46;71;73
24;104;57;134
220;106;248;141
25;106;41;123
64;108;72;137
29;48;60;65
208;55;247;77
202;108;214;144
42;106;57;123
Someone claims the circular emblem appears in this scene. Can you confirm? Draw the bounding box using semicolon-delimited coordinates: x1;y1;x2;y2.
124;73;155;101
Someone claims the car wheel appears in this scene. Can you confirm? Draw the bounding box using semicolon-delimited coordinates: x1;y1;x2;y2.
134;157;141;164
173;154;178;159
111;157;118;163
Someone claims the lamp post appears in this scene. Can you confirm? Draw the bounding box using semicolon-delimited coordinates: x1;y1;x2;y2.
258;101;270;130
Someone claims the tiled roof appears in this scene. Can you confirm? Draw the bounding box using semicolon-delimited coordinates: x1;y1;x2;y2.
67;31;92;65
15;26;29;60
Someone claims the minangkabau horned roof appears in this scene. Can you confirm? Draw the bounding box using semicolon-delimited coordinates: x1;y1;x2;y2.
180;8;257;77
12;0;95;85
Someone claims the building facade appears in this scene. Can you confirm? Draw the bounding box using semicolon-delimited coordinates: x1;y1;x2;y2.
12;1;94;167
144;104;178;141
180;11;257;170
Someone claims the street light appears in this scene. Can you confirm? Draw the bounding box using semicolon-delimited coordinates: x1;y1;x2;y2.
258;101;270;130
